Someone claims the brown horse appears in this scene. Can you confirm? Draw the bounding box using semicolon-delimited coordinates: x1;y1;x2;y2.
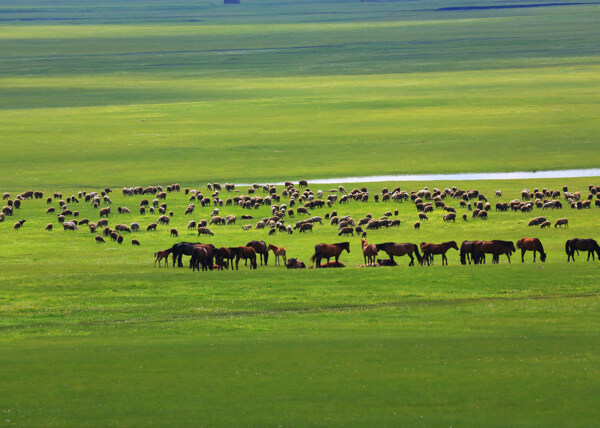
361;239;378;264
233;246;258;270
286;258;306;269
565;238;600;261
420;241;458;266
310;242;350;268
246;240;269;265
190;244;216;271
516;238;547;263
268;244;287;266
375;242;422;266
472;240;515;264
216;247;236;270
154;249;172;268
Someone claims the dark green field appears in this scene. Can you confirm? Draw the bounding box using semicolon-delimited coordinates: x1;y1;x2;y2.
1;0;600;426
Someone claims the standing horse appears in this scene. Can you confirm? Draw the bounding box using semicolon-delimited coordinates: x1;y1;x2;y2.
216;247;236;270
268;244;287;267
565;238;600;261
233;246;258;270
190;244;216;271
153;249;172;268
361;239;378;264
246;240;269;266
460;241;478;265
472;240;515;264
420;241;458;266
310;242;350;268
516;238;547;263
375;242;422;266
169;241;202;267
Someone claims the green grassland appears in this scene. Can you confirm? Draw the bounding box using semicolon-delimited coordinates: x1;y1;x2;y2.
2;0;600;426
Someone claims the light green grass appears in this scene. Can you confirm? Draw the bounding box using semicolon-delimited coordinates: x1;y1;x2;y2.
2;0;600;425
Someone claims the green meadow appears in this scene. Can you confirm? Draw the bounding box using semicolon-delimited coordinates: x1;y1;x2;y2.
1;0;600;426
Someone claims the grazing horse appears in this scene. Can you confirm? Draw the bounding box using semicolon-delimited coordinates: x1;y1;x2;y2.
216;247;236;270
190;244;216;271
233;246;258;270
268;244;287;267
565;238;600;262
310;242;350;268
246;240;269;266
420;241;459;266
361;239;378;264
516;238;547;263
154;249;172;268
375;242;422;266
286;258;306;269
170;242;203;267
460;241;478;265
472;240;515;264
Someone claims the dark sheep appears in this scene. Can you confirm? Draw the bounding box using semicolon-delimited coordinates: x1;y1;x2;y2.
132;239;140;246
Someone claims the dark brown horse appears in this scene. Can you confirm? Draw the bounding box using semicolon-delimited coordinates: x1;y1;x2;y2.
516;238;546;263
246;240;269;265
233;246;258;270
375;242;422;266
190;244;216;271
286;258;306;269
310;242;350;268
216;247;236;270
565;238;600;262
460;241;478;265
472;240;515;264
420;241;458;266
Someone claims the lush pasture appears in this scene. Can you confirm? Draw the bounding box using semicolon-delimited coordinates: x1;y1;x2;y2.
2;0;600;425
2;177;600;425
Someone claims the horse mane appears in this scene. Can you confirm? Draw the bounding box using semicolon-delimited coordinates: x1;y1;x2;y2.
412;244;423;264
375;242;395;251
333;242;350;247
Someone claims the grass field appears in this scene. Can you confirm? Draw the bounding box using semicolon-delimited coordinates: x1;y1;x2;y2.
2;0;600;426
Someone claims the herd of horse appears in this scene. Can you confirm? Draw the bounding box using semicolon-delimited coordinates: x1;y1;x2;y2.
154;237;600;270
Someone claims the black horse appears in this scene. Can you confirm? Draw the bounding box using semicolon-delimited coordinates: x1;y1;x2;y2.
246;240;269;266
170;242;202;267
565;238;600;262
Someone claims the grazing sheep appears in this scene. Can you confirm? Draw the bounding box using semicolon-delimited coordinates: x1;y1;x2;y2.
130;222;139;231
97;218;109;227
443;212;456;222
286;225;293;234
46;207;55;214
99;207;111;217
299;223;313;233
139;206;146;215
255;220;266;230
242;224;252;231
110;231;118;241
554;218;569;228
157;215;170;225
540;221;551;228
197;227;214;236
462;214;467;221
170;228;178;237
117;235;124;244
338;226;354;236
132;239;140;246
418;212;428;221
95;235;105;243
45;223;53;231
477;210;488;220
414;221;420;230
187;220;197;230
78;218;89;226
268;228;276;235
147;223;158;231
63;222;78;231
115;224;131;233
89;223;97;233
118;206;131;214
13;220;26;230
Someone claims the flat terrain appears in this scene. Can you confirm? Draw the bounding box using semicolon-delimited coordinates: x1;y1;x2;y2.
1;0;600;426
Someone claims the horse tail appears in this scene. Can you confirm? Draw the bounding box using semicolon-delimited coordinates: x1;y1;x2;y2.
310;251;318;263
413;244;423;265
565;240;570;257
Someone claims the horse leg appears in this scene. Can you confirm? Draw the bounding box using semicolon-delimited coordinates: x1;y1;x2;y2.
533;251;536;263
178;253;183;268
408;254;414;266
442;254;447;266
235;256;240;270
521;249;526;263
